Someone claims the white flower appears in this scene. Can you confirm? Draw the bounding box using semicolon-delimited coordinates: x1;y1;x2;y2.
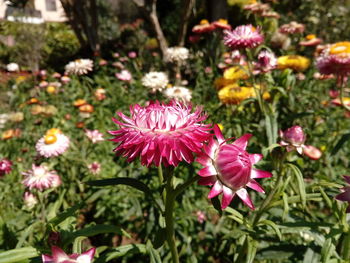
85;129;104;143
165;47;189;64
6;63;19;72
65;59;93;75
163;86;192;102
141;71;169;92
22;165;61;191
0;113;9;129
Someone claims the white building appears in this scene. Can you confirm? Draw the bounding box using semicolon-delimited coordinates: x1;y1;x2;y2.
0;0;66;23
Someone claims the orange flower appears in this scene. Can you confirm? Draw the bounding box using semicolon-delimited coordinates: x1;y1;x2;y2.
27;98;39;105
73;99;87;107
79;104;94;113
2;129;21;140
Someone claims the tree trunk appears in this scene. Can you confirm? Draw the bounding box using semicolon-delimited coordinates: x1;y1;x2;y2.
177;0;195;47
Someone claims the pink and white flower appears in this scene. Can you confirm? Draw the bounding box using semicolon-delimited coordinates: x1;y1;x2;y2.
336;176;350;213
36;129;70;158
85;129;104;144
279;21;305;34
88;162;101;175
109;100;211;167
253;50;277;74
65;59;93;75
196;125;272;210
223;25;264;50
115;70;132;82
42;246;96;263
0;158;12;177
22;164;61;191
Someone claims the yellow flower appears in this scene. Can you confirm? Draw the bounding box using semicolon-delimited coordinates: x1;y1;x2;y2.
46;128;62;136
16;75;27;84
277;55;310;72
227;0;256;6
145;38;159;49
329;42;350;55
214;77;236;90
218;84;255;105
223;66;249;80
46;86;56;94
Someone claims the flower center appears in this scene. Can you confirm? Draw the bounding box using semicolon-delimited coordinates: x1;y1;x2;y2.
44;134;57;145
330;42;350;55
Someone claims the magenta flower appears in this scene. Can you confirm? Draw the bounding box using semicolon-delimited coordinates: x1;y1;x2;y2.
279;125;306;154
316;53;350;76
128;51;137;58
109;101;211;167
85;129;104;144
22;164;61;191
335;176;350;213
223;25;264;50
196;125;272;210
42;246;96;263
0;158;12;177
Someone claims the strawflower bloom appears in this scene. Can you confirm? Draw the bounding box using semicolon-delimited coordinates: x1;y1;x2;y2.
223;66;249;80
94;88;106;101
212;19;231;30
243;3;270;14
42;246;96;263
6;63;19;72
36;128;70;158
65;59;93;75
223;25;264;50
23;192;38;209
165;47;189;64
88;162;101;175
141;72;169;93
197;125;272;209
85;129;104;143
253;50;277;73
192;19;215;34
109;100;211;167
22;164;61;191
277;55;310;72
163;86;192;103
299;34;322;46
196;211;206;224
279;125;306;154
0;158;12;176
115;70;132;82
218;84;256;105
316;41;350;76
335;176;350;213
303;145;322;160
279;21;305;34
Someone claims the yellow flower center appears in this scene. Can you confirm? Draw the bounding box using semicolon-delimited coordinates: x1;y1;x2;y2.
44;134;57;144
200;19;209;25
46;128;61;136
330;42;350;55
306;34;316;40
217;19;228;25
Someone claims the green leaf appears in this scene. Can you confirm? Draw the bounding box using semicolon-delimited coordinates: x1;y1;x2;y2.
72;236;87;254
48;202;84;227
257;220;282;241
102;244;147;261
287;163;306;207
146;241;162;263
66;224;130;244
321;238;334;263
0;247;38;263
246;236;258;263
86;178;151;193
331;133;350;156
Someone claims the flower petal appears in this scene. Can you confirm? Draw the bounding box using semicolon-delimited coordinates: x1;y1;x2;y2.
236;188;255;210
198;165;217;177
214;124;225;144
233;134;252;150
221;186;235;209
247;179;265;193
249;154;263;165
251;168;272;179
198;176;216;186
208;180;223;199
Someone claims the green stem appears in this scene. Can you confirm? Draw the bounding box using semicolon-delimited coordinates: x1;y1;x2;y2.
164;175;179;263
173;175;200;196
